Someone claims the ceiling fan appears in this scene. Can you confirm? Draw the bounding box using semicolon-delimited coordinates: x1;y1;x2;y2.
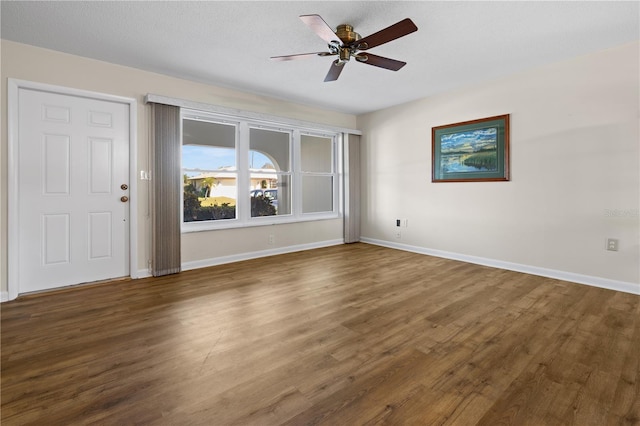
271;15;418;82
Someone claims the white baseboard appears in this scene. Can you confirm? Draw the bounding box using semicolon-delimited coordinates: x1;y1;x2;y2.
181;239;344;271
1;291;8;302
361;238;640;296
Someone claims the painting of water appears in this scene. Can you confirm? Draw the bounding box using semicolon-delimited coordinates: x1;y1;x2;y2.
440;127;498;174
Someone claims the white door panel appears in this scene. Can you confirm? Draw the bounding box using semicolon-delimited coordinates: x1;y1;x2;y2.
18;88;130;294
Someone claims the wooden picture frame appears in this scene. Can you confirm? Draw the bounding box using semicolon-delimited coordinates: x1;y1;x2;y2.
432;114;510;182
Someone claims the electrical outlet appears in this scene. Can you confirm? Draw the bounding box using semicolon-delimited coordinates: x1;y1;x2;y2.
395;231;402;239
268;234;275;245
606;238;618;251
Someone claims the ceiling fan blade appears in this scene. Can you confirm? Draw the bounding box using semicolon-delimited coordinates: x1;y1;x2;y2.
300;14;341;44
351;18;418;50
356;53;406;71
270;52;334;61
324;60;345;82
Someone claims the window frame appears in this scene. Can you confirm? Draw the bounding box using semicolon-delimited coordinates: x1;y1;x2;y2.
181;109;340;233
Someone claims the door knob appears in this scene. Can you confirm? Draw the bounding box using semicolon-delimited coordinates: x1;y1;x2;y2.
121;184;128;190
121;196;129;202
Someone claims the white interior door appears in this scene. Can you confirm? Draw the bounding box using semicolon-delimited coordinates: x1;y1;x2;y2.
17;88;130;294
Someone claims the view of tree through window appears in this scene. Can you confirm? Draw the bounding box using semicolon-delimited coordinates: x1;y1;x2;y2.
182;119;238;222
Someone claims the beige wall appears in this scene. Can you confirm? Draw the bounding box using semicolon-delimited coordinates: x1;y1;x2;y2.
0;40;355;293
358;42;640;285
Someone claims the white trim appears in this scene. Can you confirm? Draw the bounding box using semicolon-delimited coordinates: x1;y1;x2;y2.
337;133;345;222
361;238;640;296
145;93;361;135
182;239;344;271
7;79;139;301
136;269;153;279
127;93;140;279
7;81;20;301
182;211;340;233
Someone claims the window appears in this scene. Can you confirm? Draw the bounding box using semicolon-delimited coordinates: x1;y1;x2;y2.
181;110;339;231
301;134;334;214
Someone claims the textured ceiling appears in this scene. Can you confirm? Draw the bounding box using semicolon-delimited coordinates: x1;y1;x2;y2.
1;1;638;115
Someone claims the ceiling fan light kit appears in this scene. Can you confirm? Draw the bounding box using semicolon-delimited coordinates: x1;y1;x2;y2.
271;14;418;82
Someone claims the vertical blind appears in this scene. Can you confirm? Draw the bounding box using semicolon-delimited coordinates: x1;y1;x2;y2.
343;134;361;243
150;103;181;276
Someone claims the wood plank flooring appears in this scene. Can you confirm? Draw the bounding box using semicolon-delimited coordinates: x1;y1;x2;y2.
2;243;639;425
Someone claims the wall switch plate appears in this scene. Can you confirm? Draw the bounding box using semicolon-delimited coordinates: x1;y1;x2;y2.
606;238;619;251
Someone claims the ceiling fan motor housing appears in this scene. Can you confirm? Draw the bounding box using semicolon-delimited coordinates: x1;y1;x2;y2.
335;24;361;63
336;24;360;44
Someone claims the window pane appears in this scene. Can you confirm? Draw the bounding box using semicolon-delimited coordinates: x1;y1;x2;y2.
302;175;333;213
301;135;332;173
183;119;237;222
183;119;236;169
250;128;290;172
250;174;291;217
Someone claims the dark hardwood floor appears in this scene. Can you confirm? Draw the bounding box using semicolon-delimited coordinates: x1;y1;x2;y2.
2;243;639;425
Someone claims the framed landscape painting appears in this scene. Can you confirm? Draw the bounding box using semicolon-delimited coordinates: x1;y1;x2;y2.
432;114;510;182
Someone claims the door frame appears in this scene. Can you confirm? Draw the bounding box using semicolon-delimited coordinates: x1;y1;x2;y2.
7;79;138;301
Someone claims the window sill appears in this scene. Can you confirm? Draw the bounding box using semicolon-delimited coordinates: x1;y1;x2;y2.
181;212;340;233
